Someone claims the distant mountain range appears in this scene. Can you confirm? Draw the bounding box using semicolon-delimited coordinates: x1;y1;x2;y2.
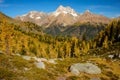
15;5;113;39
16;5;111;28
0;5;116;39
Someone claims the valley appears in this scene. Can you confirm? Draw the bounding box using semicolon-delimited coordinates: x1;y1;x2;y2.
0;4;120;80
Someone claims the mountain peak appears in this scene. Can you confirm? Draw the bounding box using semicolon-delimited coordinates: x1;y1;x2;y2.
56;5;71;12
53;5;78;17
15;11;48;23
29;11;39;14
84;10;92;14
85;10;90;12
57;5;65;10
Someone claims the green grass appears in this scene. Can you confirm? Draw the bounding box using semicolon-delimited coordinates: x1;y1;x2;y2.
0;52;120;80
0;67;16;80
0;53;55;80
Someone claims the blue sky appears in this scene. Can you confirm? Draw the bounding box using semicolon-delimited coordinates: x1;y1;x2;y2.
0;0;120;18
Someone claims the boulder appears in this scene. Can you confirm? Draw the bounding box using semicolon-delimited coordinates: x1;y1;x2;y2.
70;63;101;75
34;62;45;69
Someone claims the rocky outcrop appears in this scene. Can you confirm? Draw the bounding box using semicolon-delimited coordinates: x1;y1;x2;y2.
34;62;45;69
70;63;101;75
20;55;60;69
22;56;31;60
48;59;57;64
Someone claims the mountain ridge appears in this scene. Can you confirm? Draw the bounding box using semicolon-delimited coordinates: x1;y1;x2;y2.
0;12;19;23
0;7;112;40
15;5;111;28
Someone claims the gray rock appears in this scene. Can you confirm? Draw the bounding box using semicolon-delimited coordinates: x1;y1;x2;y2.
48;59;57;64
108;55;114;59
22;56;31;60
0;50;4;54
70;63;101;75
90;78;101;80
34;62;45;69
24;67;30;71
119;54;120;58
57;58;63;61
57;76;66;80
15;53;21;56
40;58;48;62
32;57;41;62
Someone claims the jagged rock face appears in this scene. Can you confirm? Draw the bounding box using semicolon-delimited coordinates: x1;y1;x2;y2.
78;10;111;24
15;6;111;28
15;5;79;28
41;5;79;28
52;5;78;17
15;11;48;26
16;6;111;31
15;5;111;38
44;13;78;28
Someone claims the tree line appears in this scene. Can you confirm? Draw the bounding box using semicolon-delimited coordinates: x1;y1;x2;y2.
0;19;120;58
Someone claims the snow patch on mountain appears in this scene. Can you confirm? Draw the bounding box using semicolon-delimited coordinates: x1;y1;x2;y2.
53;5;78;17
54;12;60;16
15;5;111;27
71;13;78;17
22;14;27;16
30;14;34;18
36;16;41;19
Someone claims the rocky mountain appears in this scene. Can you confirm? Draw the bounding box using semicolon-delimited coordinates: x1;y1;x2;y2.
40;5;79;33
78;10;111;24
0;12;43;35
15;6;112;39
44;8;112;39
16;11;48;26
15;5;79;29
45;22;106;40
47;5;79;26
52;5;78;17
15;5;111;28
